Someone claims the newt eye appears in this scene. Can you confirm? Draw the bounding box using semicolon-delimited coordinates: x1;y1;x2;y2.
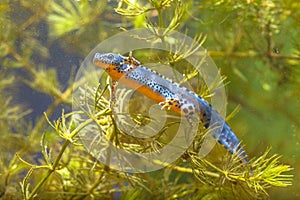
107;54;115;61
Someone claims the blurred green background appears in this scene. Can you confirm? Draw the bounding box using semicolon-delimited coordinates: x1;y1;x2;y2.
0;0;299;199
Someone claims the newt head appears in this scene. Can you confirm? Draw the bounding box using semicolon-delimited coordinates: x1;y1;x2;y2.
93;53;123;69
93;52;139;80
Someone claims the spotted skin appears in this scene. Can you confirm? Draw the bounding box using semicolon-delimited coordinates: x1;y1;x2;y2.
93;52;249;163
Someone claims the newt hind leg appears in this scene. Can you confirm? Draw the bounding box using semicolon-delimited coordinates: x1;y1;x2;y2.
159;98;198;125
158;98;181;110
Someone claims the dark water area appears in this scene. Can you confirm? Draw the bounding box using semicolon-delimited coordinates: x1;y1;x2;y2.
13;41;80;123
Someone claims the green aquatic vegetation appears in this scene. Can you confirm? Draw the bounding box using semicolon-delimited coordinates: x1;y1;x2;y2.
14;84;292;199
0;0;299;199
47;0;106;38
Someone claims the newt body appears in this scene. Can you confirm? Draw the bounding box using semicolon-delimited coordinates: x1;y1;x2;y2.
93;53;248;162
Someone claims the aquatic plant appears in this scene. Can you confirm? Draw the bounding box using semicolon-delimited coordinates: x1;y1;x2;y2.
0;0;298;199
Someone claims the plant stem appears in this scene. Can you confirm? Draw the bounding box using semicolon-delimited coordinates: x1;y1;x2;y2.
26;118;94;199
26;141;70;200
152;159;220;178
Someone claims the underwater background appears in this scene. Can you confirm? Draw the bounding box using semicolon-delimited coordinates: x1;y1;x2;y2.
0;0;299;199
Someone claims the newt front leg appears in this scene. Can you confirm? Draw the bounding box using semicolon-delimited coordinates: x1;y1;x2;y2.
110;80;118;108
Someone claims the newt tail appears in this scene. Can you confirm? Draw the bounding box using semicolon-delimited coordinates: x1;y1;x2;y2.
93;52;249;163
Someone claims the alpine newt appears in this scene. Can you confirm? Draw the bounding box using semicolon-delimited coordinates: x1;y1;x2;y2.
93;52;249;163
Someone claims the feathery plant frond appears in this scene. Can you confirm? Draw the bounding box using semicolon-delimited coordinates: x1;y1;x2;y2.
47;0;106;38
116;0;172;16
187;148;293;196
18;110;96;199
250;148;293;192
116;0;154;16
24;66;61;96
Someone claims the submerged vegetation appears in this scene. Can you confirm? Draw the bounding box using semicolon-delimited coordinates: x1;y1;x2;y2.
0;0;299;199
